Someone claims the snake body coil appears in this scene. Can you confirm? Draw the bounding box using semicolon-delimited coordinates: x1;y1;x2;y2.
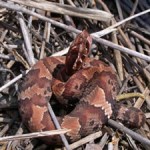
18;30;145;145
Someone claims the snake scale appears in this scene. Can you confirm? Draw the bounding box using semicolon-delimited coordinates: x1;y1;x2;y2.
18;30;145;145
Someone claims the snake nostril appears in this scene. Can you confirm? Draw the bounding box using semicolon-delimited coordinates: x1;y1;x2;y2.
75;85;78;89
89;120;94;126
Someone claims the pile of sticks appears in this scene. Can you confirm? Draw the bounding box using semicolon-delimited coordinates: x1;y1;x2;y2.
0;0;149;149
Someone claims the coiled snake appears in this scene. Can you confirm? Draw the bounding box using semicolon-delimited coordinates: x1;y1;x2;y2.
18;30;145;145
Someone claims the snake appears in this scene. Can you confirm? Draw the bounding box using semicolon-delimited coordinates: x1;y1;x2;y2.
18;30;145;145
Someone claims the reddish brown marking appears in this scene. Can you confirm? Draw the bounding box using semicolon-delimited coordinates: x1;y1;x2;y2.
19;84;51;100
43;56;66;73
33;60;52;80
113;105;146;128
29;105;47;131
115;105;128;120
86;86;112;118
61;116;81;141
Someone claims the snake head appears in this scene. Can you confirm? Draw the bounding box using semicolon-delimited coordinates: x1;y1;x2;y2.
65;29;92;75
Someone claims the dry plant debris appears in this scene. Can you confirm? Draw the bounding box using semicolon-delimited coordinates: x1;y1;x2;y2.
0;0;150;150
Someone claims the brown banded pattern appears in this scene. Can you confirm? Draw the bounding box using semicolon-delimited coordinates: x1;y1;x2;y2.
18;30;146;146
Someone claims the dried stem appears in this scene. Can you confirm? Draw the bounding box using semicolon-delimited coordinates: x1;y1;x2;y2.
108;119;150;146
